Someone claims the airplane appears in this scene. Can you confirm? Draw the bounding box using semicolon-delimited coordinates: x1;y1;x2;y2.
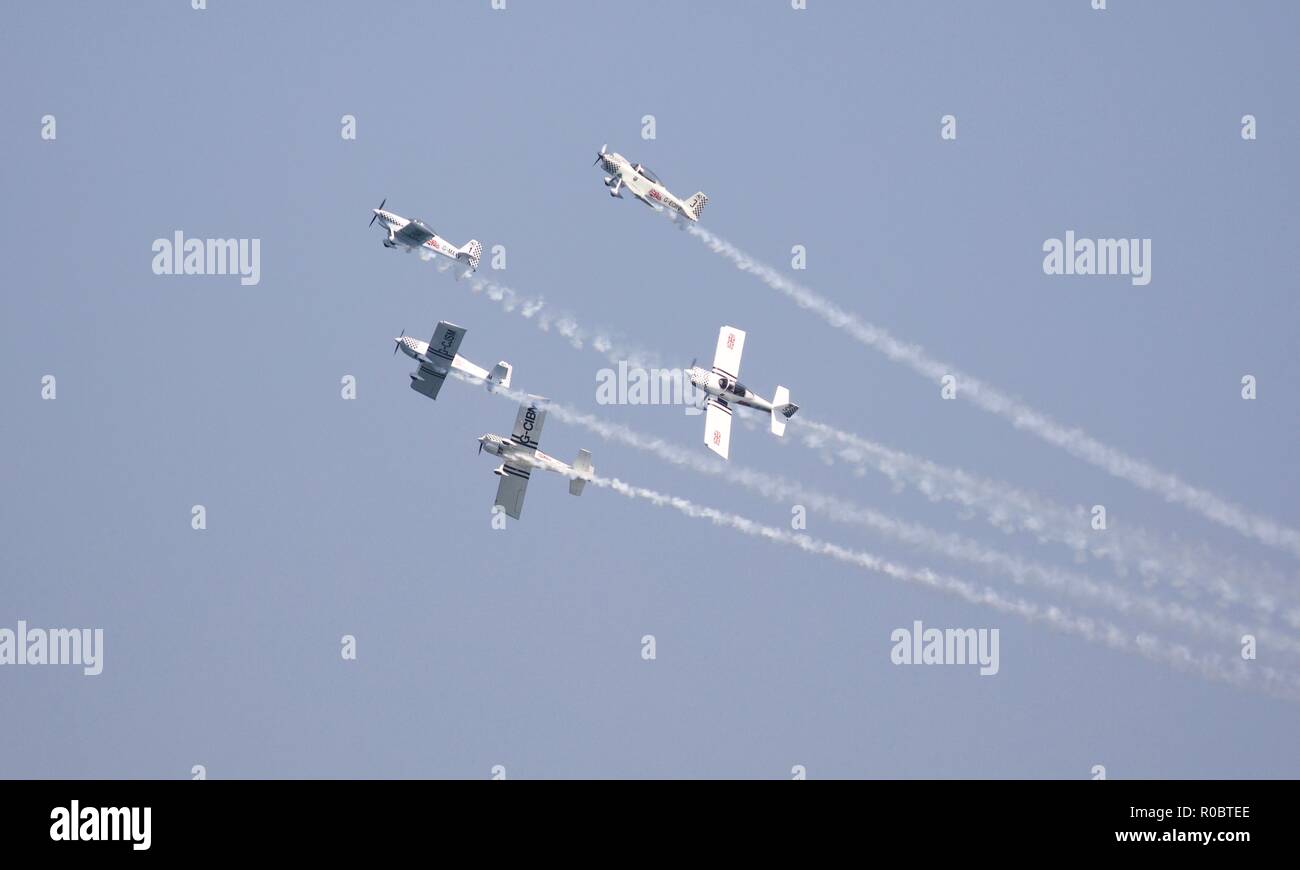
393;320;512;401
369;198;483;276
686;325;799;460
593;145;708;222
477;396;594;520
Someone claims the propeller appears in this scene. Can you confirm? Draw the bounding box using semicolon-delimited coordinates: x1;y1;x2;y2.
369;197;387;228
477;438;485;456
393;328;405;356
592;144;607;166
688;359;707;410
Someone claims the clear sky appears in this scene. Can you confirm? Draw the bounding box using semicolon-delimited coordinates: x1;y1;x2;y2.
2;0;1297;778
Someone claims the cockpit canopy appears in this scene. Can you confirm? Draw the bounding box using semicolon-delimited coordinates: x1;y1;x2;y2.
633;164;661;184
717;376;746;396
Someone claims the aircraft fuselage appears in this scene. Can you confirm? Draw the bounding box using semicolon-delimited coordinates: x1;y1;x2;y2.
597;152;698;221
479;434;569;476
686;366;774;413
372;209;464;261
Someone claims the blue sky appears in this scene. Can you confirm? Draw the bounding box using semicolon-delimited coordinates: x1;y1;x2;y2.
2;0;1297;778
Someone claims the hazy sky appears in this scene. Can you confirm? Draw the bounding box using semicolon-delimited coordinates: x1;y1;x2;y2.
2;0;1297;778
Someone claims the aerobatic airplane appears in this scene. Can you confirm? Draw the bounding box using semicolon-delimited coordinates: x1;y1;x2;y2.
369;198;483;275
686;326;799;460
393;320;512;401
478;396;594;520
593;145;708;222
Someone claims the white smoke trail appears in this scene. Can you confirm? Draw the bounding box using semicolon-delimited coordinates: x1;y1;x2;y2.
453;373;1300;693
685;223;1300;560
484;387;1300;657
587;472;1300;700
453;269;665;370
435;256;1298;622
799;417;1300;624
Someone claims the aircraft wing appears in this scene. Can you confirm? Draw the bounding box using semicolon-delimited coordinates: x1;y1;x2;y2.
510;396;547;450
495;466;530;519
426;322;466;365
712;326;746;381
396;219;436;245
409;367;447;400
704;397;733;459
408;322;466;401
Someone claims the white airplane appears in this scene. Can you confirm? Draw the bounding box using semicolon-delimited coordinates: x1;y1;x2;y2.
394;320;512;401
686;326;799;460
369;198;483;275
593;145;708;222
478;396;594;520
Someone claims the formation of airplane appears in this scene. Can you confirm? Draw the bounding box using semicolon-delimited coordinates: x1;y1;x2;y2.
478;397;594;520
370;198;482;276
687;326;799;460
376;151;800;519
594;145;708;222
393;320;512;401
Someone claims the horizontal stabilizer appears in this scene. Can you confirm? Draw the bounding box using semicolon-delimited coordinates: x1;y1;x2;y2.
771;386;797;437
457;239;483;271
488;361;513;390
685;191;708;221
569;449;593;496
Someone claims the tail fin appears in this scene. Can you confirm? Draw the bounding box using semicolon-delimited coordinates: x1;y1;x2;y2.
770;387;798;437
685;192;708;221
456;239;483;271
569;449;593;496
487;361;513;391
